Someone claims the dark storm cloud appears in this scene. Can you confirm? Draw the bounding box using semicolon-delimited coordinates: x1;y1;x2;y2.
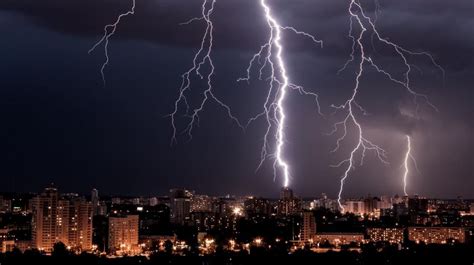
0;0;472;197
1;0;472;68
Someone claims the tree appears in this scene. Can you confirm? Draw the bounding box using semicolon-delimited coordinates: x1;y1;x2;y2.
52;242;69;257
164;240;173;255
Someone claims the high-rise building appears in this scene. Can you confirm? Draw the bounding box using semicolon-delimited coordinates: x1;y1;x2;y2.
31;185;66;252
408;196;429;224
378;196;393;210
278;187;301;215
280;187;294;200
66;198;93;250
301;211;316;242
191;195;213;213
364;196;379;214
91;189;99;216
108;215;139;254
170;189;192;225
31;185;93;252
244;197;271;217
97;201;108;216
345;200;365;215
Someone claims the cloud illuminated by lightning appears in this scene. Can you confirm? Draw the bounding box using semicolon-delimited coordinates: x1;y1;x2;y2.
332;0;444;212
238;0;323;187
89;0;136;86
169;0;244;145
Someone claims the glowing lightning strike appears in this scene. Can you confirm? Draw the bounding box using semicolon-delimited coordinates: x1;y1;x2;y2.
402;135;411;196
89;0;136;86
169;0;244;145
402;135;419;196
239;0;323;187
332;0;444;212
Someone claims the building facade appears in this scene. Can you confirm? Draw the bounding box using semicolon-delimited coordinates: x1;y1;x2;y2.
301;211;316;242
408;227;465;244
108;215;139;254
31;186;93;252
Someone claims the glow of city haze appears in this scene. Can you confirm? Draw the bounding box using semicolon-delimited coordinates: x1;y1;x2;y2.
89;0;136;86
332;0;443;212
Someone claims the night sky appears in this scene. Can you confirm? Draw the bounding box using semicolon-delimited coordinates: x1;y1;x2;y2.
0;0;472;198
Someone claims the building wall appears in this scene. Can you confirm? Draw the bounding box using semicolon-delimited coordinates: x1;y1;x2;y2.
313;233;364;246
367;228;404;244
301;212;316;242
408;227;465;244
31;187;93;252
108;215;139;253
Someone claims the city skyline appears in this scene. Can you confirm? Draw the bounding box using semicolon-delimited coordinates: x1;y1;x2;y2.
1;183;473;201
0;183;473;263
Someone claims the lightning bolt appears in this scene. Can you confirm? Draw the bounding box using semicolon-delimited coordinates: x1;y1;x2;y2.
238;0;323;187
332;0;444;212
89;0;136;86
169;0;244;145
402;135;420;196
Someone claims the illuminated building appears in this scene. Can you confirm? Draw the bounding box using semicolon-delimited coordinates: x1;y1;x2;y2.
191;194;213;212
313;233;364;247
301;211;316;242
108;215;139;254
345;200;365;215
0;229;15;253
1;240;15;253
31;185;93;252
66;198;93;251
364;196;379;214
31;185;68;252
378;196;393;210
191;211;214;232
408;227;466;244
367;228;404;244
278;187;301;215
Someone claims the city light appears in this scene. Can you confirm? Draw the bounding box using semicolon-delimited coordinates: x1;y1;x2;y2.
232;206;243;216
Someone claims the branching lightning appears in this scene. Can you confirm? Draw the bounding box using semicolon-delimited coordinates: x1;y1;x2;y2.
171;0;322;187
332;0;444;212
86;0;443;197
238;0;323;187
169;0;244;145
89;0;136;86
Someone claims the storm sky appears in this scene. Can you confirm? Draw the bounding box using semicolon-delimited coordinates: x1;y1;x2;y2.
0;0;472;198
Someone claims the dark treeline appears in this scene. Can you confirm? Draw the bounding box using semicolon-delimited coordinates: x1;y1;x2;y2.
1;243;473;265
